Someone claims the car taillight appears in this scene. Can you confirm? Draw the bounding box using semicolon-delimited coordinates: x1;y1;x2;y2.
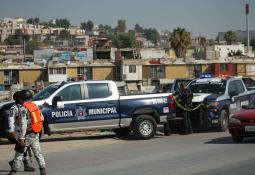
168;95;175;111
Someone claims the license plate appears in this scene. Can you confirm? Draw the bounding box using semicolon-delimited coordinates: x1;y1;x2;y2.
245;126;255;132
212;119;219;124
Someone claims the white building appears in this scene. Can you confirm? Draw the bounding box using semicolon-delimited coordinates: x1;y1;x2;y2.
140;48;166;59
214;44;245;58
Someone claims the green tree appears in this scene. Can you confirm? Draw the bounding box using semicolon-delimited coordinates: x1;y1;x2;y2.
58;30;71;40
224;31;237;45
4;35;20;45
25;40;41;54
98;24;114;35
27;17;40;25
144;28;160;45
116;19;126;34
111;33;136;49
4;29;30;45
80;20;94;31
55;19;70;29
134;24;143;33
170;27;191;58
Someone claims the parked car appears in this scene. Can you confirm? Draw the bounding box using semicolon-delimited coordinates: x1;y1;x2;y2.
229;96;255;142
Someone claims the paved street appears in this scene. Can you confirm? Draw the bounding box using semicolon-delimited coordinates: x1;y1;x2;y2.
0;131;254;175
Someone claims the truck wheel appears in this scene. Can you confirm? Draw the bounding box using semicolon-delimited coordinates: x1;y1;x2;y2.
133;115;157;140
218;110;229;132
232;135;243;143
112;128;131;137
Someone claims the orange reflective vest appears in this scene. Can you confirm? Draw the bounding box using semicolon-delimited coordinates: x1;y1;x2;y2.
23;101;43;133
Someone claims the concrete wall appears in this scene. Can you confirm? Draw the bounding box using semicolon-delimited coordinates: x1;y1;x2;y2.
140;49;165;59
67;67;78;78
214;44;245;58
92;67;113;80
213;63;237;76
48;74;68;83
236;63;246;76
142;66;152;79
122;65;142;81
245;64;255;76
202;64;212;74
165;65;188;79
0;70;4;84
19;70;41;84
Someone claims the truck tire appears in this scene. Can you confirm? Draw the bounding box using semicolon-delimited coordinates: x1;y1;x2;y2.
218;110;229;132
232;135;243;143
112;128;131;137
133;115;157;140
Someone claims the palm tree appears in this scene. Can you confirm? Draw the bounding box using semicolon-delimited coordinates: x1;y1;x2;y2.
170;27;191;58
224;31;237;45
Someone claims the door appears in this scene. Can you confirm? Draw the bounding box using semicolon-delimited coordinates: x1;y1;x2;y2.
82;82;120;127
228;80;248;115
50;84;84;126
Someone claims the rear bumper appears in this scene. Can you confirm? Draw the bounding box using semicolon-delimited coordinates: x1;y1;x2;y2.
160;113;176;123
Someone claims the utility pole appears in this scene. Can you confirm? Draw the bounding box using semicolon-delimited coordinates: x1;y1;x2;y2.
246;2;250;54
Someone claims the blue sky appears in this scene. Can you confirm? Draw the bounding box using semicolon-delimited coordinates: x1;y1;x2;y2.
0;0;254;38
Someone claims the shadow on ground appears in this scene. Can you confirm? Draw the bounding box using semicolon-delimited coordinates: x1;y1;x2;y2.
0;131;166;145
205;136;255;144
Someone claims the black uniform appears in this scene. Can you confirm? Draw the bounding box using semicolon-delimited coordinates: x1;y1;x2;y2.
176;84;193;134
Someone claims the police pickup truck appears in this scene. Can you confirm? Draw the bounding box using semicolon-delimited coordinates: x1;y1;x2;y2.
0;80;175;140
187;76;255;131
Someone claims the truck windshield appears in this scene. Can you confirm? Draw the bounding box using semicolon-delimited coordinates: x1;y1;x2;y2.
189;80;226;95
33;84;60;101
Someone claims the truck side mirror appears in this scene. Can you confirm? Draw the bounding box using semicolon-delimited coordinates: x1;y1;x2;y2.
229;91;238;98
52;96;62;107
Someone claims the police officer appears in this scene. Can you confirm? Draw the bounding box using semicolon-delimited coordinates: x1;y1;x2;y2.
8;91;35;172
9;90;47;175
176;83;193;134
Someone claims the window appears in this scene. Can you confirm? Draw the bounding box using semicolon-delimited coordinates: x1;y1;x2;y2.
56;84;82;101
86;83;112;99
234;80;245;94
228;80;245;95
49;68;66;74
151;65;165;79
129;65;136;73
77;67;92;80
220;64;228;71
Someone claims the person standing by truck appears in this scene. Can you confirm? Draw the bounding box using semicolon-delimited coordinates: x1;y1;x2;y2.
176;83;193;134
9;90;46;175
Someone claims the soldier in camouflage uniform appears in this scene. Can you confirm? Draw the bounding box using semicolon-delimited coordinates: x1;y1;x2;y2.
9;90;46;175
8;91;35;172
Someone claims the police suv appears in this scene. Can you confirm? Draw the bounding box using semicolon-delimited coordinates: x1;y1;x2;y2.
0;80;175;140
187;76;255;131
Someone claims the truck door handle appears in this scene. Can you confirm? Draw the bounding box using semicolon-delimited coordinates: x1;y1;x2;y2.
107;101;116;105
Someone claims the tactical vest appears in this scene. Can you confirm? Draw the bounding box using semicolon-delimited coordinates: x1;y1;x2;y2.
23;102;43;133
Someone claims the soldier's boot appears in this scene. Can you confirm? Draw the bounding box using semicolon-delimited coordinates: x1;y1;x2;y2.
8;160;14;167
40;168;47;175
9;169;17;175
23;160;35;172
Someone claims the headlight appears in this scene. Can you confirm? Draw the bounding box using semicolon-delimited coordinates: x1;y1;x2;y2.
207;101;219;111
229;118;241;124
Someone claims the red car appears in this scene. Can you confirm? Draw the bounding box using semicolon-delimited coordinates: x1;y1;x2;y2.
229;102;255;142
